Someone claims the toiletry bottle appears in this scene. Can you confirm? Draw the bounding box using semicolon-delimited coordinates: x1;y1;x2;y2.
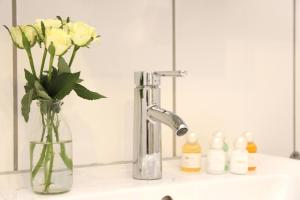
230;136;248;175
181;132;201;172
244;131;257;172
207;137;226;174
213;131;229;171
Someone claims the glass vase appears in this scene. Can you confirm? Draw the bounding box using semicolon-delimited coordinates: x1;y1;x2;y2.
30;100;73;194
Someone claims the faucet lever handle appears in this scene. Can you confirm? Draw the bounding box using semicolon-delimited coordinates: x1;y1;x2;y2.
134;70;186;86
154;70;187;77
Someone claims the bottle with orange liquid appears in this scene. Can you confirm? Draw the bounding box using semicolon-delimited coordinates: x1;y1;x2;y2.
181;133;201;172
244;131;257;172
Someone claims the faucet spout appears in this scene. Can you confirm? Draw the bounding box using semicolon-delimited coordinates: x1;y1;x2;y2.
148;106;188;136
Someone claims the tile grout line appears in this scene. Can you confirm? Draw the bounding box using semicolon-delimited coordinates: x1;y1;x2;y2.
12;0;18;171
172;0;177;157
293;0;297;153
0;157;181;176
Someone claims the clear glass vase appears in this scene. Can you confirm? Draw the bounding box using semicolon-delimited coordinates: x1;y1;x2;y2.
30;100;73;194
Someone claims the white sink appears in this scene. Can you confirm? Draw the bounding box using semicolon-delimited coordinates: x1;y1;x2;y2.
1;154;300;200
95;175;300;200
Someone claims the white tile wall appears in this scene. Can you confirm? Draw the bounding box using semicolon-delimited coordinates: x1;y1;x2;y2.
0;0;297;172
0;0;14;171
176;0;294;157
17;0;173;169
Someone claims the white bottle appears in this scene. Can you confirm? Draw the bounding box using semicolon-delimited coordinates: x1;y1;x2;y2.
207;137;226;174
230;136;248;175
213;131;229;171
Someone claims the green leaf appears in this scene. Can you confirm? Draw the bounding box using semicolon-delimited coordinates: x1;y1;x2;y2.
48;42;55;55
3;25;11;35
40;74;49;90
41;21;46;38
58;57;70;75
39;100;49;115
3;25;22;49
66;17;70;23
34;81;51;100
24;84;37;101
49;72;80;99
24;69;35;88
56;16;63;22
21;89;34;122
24;85;30;93
76;78;83;83
20;27;30;50
24;70;37;100
82;37;94;47
51;67;58;80
74;83;106;100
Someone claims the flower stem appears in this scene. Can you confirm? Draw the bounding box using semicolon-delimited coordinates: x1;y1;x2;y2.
40;48;47;79
31;113;47;180
30;112;52;188
31;144;47;179
25;48;37;79
69;45;79;68
31;104;73;193
44;145;54;192
43;111;54;192
53;121;73;170
48;53;55;81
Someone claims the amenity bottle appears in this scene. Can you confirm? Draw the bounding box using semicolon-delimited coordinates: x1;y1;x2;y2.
207;137;226;174
213;131;229;171
230;136;248;175
181;132;201;172
244;131;257;172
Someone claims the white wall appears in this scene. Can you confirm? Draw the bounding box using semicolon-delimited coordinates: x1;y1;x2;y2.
0;0;13;171
176;0;294;157
0;0;297;172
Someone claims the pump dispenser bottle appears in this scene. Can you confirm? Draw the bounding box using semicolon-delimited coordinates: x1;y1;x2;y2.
181;133;201;172
207;137;226;174
244;131;257;172
213;131;229;152
213;131;229;171
230;136;248;175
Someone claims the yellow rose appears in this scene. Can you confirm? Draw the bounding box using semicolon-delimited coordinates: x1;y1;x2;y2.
68;21;98;46
34;19;62;38
10;25;37;49
45;28;72;56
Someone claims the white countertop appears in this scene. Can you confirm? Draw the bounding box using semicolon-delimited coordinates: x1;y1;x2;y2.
1;154;300;200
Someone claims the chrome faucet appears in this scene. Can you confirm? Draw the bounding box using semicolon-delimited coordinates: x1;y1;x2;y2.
133;70;188;180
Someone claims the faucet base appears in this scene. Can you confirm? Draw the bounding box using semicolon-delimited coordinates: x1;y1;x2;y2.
133;153;162;180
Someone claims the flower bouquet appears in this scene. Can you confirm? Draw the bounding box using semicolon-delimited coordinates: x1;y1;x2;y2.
4;16;105;194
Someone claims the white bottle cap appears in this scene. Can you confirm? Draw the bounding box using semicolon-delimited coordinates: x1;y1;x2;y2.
211;137;223;149
213;131;225;140
244;131;254;142
234;136;247;150
187;132;198;144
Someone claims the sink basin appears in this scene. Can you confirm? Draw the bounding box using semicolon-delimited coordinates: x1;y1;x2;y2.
96;175;300;200
95;176;300;200
1;154;300;200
